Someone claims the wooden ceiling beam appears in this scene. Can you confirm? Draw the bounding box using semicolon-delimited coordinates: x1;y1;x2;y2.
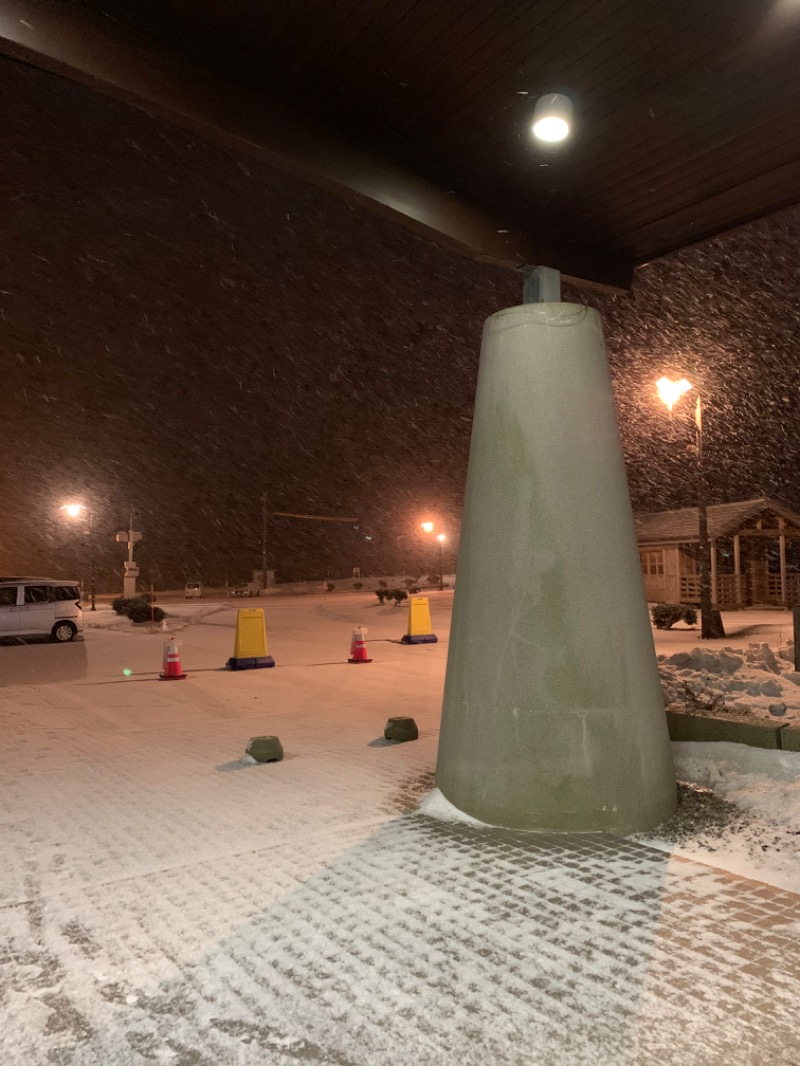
0;0;632;292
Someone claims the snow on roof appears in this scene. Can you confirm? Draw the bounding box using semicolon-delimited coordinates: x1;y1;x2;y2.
0;575;59;582
634;497;800;544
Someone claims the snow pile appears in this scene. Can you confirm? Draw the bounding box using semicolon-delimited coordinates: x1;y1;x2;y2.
674;742;800;821
658;642;800;722
418;788;488;826
640;742;800;892
80;605;134;630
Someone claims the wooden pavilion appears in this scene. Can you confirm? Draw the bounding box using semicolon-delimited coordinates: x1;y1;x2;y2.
635;499;800;609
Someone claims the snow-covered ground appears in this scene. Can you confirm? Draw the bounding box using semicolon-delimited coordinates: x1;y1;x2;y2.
644;741;800;891
1;595;798;1065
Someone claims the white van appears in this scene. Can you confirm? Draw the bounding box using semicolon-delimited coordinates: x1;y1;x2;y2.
184;581;205;598
0;577;84;642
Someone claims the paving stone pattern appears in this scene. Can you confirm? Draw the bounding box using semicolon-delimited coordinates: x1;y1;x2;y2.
3;808;799;1063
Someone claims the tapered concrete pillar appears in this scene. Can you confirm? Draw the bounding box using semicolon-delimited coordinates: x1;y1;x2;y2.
436;303;676;835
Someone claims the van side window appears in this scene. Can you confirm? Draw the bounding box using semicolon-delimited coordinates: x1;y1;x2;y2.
0;586;17;606
51;585;80;601
24;585;49;604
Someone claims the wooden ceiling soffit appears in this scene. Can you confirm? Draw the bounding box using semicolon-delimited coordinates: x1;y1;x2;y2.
0;0;631;293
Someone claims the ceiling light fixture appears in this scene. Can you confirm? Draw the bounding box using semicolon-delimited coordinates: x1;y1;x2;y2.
532;93;573;143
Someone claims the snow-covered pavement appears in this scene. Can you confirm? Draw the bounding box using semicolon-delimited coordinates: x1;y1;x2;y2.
1;594;799;1065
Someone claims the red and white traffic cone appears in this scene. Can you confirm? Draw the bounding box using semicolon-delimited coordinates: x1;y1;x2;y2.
159;638;187;680
348;626;372;664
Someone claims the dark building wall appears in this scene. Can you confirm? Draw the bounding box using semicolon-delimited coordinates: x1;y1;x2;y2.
2;55;800;588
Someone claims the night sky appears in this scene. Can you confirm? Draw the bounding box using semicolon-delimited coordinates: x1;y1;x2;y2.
2;55;800;590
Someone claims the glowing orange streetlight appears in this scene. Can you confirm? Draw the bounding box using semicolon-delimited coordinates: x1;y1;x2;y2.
656;376;692;413
420;521;434;533
656;377;719;639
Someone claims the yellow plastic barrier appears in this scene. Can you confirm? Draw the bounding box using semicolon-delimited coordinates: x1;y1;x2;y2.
226;608;275;670
401;596;438;645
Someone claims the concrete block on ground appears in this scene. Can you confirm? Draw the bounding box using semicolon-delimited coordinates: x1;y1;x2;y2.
384;717;419;742
246;736;284;762
779;726;800;752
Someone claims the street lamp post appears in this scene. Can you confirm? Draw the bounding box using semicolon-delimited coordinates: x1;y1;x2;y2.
261;492;268;592
421;521;447;590
62;503;96;611
87;508;96;611
656;377;721;640
420;520;435;583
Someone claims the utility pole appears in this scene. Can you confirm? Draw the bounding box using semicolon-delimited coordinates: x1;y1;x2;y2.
88;507;96;610
261;493;268;592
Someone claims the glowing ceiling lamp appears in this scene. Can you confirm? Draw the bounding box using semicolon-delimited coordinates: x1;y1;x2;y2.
532;93;573;143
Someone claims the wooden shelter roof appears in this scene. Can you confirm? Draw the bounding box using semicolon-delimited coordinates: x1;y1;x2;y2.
2;1;800;292
634;499;800;545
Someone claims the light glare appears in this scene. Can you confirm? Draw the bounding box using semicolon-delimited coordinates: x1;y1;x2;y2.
532;93;573;143
656;376;692;412
533;116;569;142
421;521;434;533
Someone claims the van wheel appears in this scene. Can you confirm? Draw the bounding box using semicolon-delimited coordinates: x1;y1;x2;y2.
51;621;77;643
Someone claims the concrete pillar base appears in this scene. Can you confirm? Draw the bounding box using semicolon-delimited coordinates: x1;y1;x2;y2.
435;303;676;835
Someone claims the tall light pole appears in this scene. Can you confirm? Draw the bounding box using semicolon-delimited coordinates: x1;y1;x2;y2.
656;376;721;640
61;502;96;610
437;533;446;591
261;492;268;592
420;521;447;589
420;521;435;583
